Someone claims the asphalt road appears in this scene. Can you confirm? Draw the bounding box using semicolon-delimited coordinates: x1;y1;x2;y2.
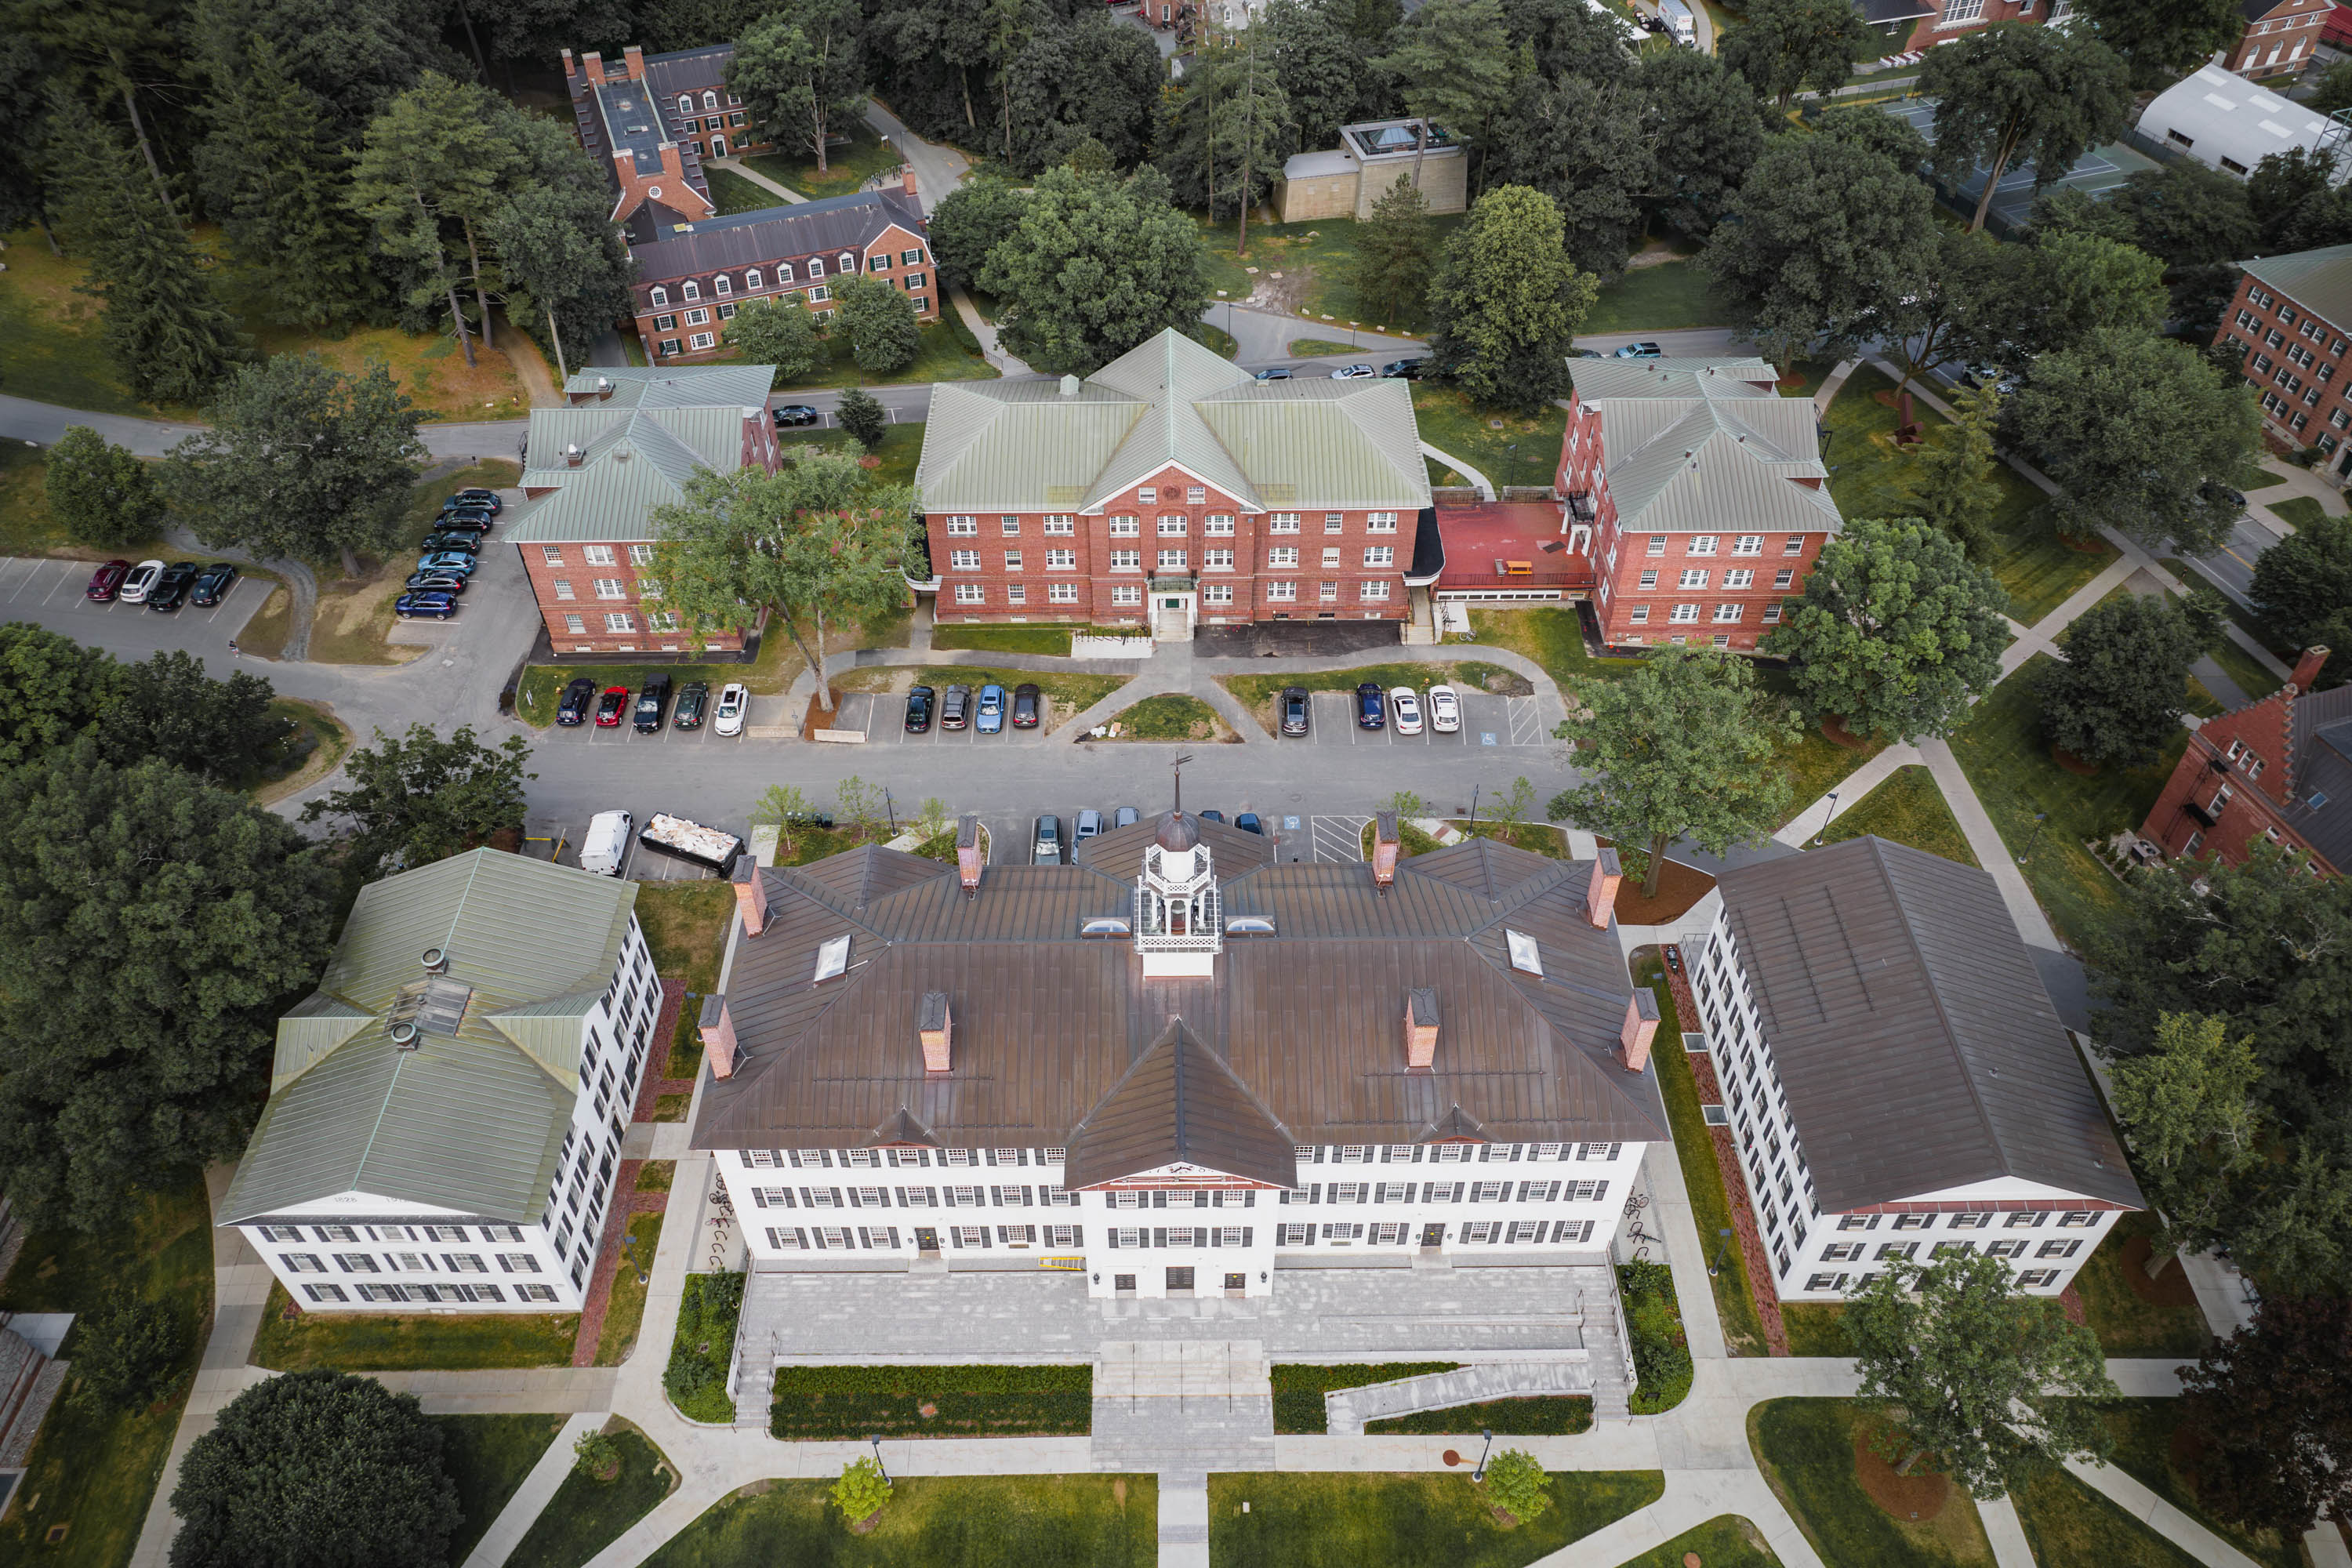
2187;511;2281;605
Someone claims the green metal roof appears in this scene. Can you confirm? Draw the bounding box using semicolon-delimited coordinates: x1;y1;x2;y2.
2240;243;2352;336
223;851;638;1225
561;363;777;410
508;384;768;545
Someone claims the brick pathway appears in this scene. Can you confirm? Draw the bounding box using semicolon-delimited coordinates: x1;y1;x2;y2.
1662;945;1791;1358
572;976;696;1368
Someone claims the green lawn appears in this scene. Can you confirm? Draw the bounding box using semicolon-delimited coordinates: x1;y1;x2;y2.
597;1211;665;1366
1363;1396;1593;1436
1634;953;1771;1356
1465;606;1646;707
0;227;158;414
1779;1303;1852;1357
929;623;1145;655
1102;693;1232;741
638;878;733;1079
2266;494;2336;529
1949;657;2188;953
1814;764;1980;866
742;119;902;201
2071;1212;2212;1359
1412;385;1567;489
2099;1401;2310;1568
1289;337;1358;356
768;1364;1091;1439
913;664;1131;726
1610;1514;1784;1567
0;1174;213;1568
0;441;172;560
1822;366;2115;625
2011;1465;2204;1568
434;1413;566;1563
1581;260;1730;335
1208;1471;1666;1568
509;1423;674;1568
771;318;996;390
1750;1399;1995;1567
1202;215;1466;333
1271;1363;1459;1434
250;1281;578;1370
644;1475;1157;1567
1449;820;1570;857
704;165;786;217
778;422;925;489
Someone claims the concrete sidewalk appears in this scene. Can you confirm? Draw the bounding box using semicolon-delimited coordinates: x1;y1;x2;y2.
463;1411;604;1567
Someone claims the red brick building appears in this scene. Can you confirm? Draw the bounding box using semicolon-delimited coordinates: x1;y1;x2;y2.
2216;241;2352;480
2224;0;2335;75
504;365;782;655
910;330;1441;637
2141;648;2350;874
1559;358;1841;652
1857;0;2066;56
564;44;773;238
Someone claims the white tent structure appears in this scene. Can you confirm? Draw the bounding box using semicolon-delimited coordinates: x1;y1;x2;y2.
2138;65;2347;182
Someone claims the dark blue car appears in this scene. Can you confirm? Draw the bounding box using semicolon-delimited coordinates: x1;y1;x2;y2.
1356;681;1386;729
394;591;458;620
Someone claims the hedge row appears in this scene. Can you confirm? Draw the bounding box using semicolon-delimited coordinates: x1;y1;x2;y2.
767;1391;1092;1439
1621;1259;1693;1415
1269;1362;1461;1435
770;1363;1091;1396
665;1271;746;1424
1364;1395;1595;1436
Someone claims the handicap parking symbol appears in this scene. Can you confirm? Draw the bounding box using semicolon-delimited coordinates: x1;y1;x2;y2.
1480;731;1497;746
1283;816;1301;831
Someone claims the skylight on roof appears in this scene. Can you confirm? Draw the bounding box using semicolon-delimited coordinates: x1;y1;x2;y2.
1505;929;1541;976
813;935;851;982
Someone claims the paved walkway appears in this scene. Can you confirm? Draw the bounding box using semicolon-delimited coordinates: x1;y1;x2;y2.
1421;442;1494;498
705;156;804;205
465;1411;604;1567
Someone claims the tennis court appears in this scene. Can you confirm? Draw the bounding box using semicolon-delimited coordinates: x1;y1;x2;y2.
1886;96;2161;231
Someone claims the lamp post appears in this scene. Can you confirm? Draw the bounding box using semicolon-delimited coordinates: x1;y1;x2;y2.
885;789;898;835
1811;789;1839;846
868;1434;889;1484
2019;811;2046;865
1708;1226;1733;1278
1472;1428;1494;1483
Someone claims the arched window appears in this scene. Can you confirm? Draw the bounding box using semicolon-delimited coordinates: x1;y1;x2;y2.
713;274;731;296
649;285;669;307
681;280;700;301
677;95;692;115
703;89;718;110
746;268;764;290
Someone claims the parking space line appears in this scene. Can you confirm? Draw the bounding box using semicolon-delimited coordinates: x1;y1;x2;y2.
40;563;78;605
0;559;45;598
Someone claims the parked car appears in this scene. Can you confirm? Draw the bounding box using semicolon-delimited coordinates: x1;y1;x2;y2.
556;677;597;726
1011;682;1042;728
1428;684;1461;734
85;559;131;601
118;559;166;605
940;684;971;730
448;487;503;515
1390;686;1423;735
713;682;750;736
419;531;481;555
1380;358;1426;379
1356;681;1385;729
633;673;673;732
673;680;710;729
1114;807;1139;828
905;684;935;732
1254;366;1293;381
772;404;821;426
431;511;495;534
1280;686;1310;736
1236;812;1264;835
1959;361;2021;396
594;685;630;726
394;590;457;620
190;562;239;607
405;571;470;595
1330;363;1375;379
147;561;200;611
417;551;478;576
1199;810;1225;824
2198;480;2246;517
1613;341;1664;359
1033;814;1062;865
1076;808;1104;840
975;683;1007;734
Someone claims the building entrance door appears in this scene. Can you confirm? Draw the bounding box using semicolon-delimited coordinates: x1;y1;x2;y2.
1166;1266;1196;1293
914;1227;940;1253
1420;1223;1445;1247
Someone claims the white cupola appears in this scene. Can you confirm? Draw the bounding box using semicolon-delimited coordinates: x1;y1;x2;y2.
1134;811;1221;978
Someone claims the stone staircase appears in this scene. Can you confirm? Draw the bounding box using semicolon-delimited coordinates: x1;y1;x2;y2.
1088;1339;1276;1474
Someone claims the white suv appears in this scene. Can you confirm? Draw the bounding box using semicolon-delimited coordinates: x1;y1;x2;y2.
713;683;750;737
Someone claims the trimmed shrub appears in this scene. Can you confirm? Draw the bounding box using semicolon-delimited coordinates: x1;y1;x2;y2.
1365;1396;1594;1436
1620;1260;1693;1414
1484;1448;1552;1523
1269;1363;1461;1434
663;1272;745;1423
831;1456;891;1524
768;1364;1093;1439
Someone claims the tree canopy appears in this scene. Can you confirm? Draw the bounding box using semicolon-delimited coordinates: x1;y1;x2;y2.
1546;645;1799;897
301;724;535;876
1718;0;1874;108
2178;1295;2352;1537
1635;48;1767;244
2034;592;2209;768
2074;0;2246;79
722;298;824;385
975;166;1213;376
1909;381;2006;562
43;426;165;547
728;0;866;172
833;274;922;376
1762;517;2011;743
1918;23;2132;232
2249;510;2352;688
1351;176;1439;330
1427;184;1597;415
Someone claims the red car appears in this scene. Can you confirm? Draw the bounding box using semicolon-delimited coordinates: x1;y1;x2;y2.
593;686;630;727
85;559;131;601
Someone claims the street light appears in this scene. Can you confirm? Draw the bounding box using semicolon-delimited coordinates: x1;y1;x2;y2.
1708;1226;1733;1278
1472;1428;1494;1483
2019;811;2047;865
1811;789;1839;846
868;1434;890;1484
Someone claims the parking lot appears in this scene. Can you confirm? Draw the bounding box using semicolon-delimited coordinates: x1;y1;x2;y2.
1298;686;1548;749
0;555;265;662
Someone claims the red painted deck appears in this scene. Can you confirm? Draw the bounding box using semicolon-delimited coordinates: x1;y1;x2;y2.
1434;503;1595;595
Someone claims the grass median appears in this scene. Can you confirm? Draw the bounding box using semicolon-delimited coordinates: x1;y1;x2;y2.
768;1363;1092;1439
1208;1470;1664;1568
641;1475;1156;1568
1813;764;1978;866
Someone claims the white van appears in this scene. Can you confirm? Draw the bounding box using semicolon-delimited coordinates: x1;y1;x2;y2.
579;810;634;877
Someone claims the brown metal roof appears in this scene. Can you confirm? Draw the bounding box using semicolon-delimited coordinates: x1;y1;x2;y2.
1714;837;2142;1213
692;823;1668;1179
1063;1019;1297;1189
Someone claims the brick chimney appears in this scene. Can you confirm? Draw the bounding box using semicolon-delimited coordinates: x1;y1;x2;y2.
1372;811;1400;891
918;991;952;1073
1404;988;1439;1070
901;165;918;200
622;44;646;78
699;993;739;1079
1586;845;1623;929
561;47;578;83
2291;645;2332;692
731;855;768;937
956;815;984;897
582;50;603;82
1620;989;1660;1074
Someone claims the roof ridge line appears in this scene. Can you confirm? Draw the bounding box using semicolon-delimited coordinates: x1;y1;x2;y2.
1870;837;2016;1183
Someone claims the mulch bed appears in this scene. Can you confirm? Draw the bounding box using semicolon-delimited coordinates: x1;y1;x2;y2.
1853;1424;1951;1523
570;1160;671;1367
1606;845;1719;926
1820;716;1870;751
629;981;690;1122
2122;1233;2201;1308
800;688;854;740
2051;746;2100;776
2059;1284;2088;1327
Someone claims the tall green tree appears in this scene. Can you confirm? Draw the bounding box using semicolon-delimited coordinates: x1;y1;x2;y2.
1260;0;1392;153
72;1298;188;1412
19;0;187;215
834;387;888;448
98;650;292;786
2250;511;2352;686
2249;146;2352;255
2073;0;2245;81
192;38;377;329
0;622;118;768
165;352;426;575
1003;14;1161;174
1700;133;1939;365
1886;229;2031;394
184;0;456;139
2020;231;2169;358
652;453;913;713
1371;0;1517;189
1909;382;2005;561
1352;175;1439;330
728;0;866;174
1846;1251;2117;1498
482;181;634;383
723;298;826;385
300;724;535;875
0;38;60;249
2036;593;2210;768
1483;75;1653;278
171;1371;459;1568
2178;1297;2352;1537
976;166;1212;376
2104;159;2260;334
0;742;335;1232
1636;48;1766;244
833;274;922;375
926;174;1029;292
1501;0;1633;79
1813;100;1932;169
2110;1012;2265;1266
1157;27;1292;232
45;93;245;407
1718;0;1874;110
42;426;164;547
1918;23;2132;232
1762;517;2010;743
1546;645;1799;898
2004;328;2263;552
1427;184;1596;415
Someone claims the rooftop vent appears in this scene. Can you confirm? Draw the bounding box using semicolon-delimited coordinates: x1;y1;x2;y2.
596;376;614;401
1059;374;1081;397
1079;916;1131;938
1224;915;1276;935
613;443;633;462
564;443;584;466
421;947;448;974
389;1022;420;1051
